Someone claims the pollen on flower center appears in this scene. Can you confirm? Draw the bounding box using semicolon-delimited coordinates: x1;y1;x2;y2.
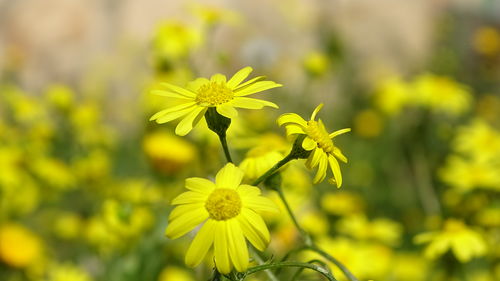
306;120;334;153
205;188;241;220
196;82;234;106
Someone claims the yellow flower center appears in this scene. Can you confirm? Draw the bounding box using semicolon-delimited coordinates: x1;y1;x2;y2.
305;120;334;153
205;188;241;220
196;82;234;106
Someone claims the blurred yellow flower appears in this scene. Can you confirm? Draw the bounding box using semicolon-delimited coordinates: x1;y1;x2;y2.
473;26;500;56
439;155;500;191
143;131;197;174
150;66;281;136
152;21;202;62
53;213;83;240
476;94;500;123
189;3;241;27
158;266;195;281
310;237;393;280
31;158;75;190
165;163;278;274
391;253;428;281
45;263;92;281
45;84;74;111
374;77;412;116
414;219;487;262
239;133;288;180
303;51;329;77
353;109;383;138
336;214;403;246
453;119;500;161
277;104;350;186
299;210;329;236
413;74;471;116
240;150;283;180
0;224;42;268
320;192;364;216
102;200;154;239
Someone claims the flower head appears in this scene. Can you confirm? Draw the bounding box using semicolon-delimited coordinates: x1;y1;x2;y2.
165;163;278;274
150;67;282;136
414;219;487;263
277;104;350;187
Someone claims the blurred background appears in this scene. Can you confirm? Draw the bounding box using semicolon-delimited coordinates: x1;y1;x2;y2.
1;0;500;280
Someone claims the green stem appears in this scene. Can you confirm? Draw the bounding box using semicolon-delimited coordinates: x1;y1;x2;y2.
275;185;312;246
250;248;280;281
246;261;336;281
218;134;233;163
291;259;334;281
252;152;295;186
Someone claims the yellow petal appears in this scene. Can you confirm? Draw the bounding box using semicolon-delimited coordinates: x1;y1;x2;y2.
227;219;249;272
310;103;324;120
284;124;306;136
328;154;342;188
302;137;317;151
227;67;253;89
185;220;216;267
277;113;307;127
313;154;328;184
233;81;282;97
211;73;227;83
216;163;244;189
240;208;270;244
165;208;208;239
216;104;238;118
329;128;351;138
169;203;205;221
237;214;267;251
236;184;262;196
305;148;321;169
151;90;192;100
149;102;197;121
161;82;197;98
171;191;207;205
332;147;348;163
175;107;206;136
186;177;216;194
234;76;265;90
242;195;279;213
214;221;231;274
231;97;278;109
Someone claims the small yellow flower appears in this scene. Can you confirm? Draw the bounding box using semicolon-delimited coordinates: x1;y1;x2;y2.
158;266;195;281
46;263;92;281
473;26;500;56
277;104;350;187
413;74;471;116
303;51;329;77
150;67;282;136
0;224;43;268
165;163;278;274
414;219;487;262
143;131;197;174
374;76;412;116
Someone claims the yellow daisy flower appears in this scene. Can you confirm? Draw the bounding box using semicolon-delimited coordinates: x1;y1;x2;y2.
277;104;350;187
414;219;487;263
150;67;282;136
165;163;278;274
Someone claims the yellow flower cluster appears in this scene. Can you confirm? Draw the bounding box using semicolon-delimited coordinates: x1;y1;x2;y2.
375;74;472;116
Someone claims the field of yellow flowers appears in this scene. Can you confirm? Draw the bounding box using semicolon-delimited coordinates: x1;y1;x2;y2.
1;1;499;281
